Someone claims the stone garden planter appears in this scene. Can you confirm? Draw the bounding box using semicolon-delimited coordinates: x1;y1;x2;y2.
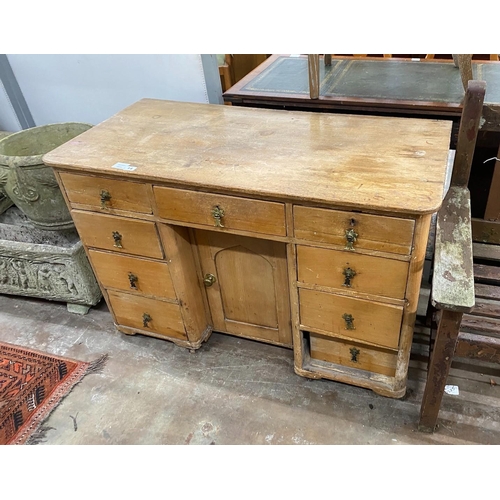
0;131;13;215
0;123;91;230
0;207;102;314
0;125;101;313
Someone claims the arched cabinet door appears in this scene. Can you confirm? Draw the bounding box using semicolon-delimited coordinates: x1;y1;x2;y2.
195;230;292;347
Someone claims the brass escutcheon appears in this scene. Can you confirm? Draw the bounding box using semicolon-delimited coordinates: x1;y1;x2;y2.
349;347;360;363
203;273;217;287
342;267;356;287
342;313;355;330
211;205;225;228
143;313;152;328
128;272;138;289
100;190;111;209
112;231;123;248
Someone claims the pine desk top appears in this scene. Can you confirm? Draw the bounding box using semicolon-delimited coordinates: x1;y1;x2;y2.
44;98;453;215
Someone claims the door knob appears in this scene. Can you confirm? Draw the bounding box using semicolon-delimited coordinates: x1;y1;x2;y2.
203;273;216;287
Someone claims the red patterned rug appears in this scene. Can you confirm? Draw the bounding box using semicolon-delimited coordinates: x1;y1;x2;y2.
0;341;107;445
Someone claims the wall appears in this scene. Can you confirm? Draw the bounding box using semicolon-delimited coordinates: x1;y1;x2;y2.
0;82;21;131
0;54;222;132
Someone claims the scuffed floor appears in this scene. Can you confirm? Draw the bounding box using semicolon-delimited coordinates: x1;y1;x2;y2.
1;293;499;445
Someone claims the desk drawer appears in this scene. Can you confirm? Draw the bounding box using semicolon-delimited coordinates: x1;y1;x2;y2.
294;206;414;255
88;250;176;300
299;289;403;349
71;210;163;259
309;333;397;377
108;290;186;340
297;246;409;299
153;186;286;237
59;172;152;214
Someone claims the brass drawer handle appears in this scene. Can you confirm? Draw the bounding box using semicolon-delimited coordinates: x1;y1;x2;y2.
112;231;123;248
345;228;358;250
342;267;356;287
342;313;355;330
350;347;360;363
100;190;111;209
143;313;152;328
203;273;216;287
345;218;358;250
211;205;225;228
128;272;138;289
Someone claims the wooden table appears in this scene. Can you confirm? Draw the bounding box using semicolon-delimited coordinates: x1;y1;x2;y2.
44;99;452;397
224;55;500;125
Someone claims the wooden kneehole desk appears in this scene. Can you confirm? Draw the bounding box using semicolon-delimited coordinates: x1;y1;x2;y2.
44;99;452;398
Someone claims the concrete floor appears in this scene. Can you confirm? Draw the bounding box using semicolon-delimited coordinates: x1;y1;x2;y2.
1;292;499;445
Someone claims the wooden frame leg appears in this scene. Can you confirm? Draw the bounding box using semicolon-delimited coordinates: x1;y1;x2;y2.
308;54;320;100
425;293;436;330
418;309;463;432
484;144;500;221
456;54;473;92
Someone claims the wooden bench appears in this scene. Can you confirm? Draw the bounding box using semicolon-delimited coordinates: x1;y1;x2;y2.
417;80;500;432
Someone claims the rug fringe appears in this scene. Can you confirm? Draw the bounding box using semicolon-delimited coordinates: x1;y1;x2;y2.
26;425;56;446
86;353;109;375
23;352;109;445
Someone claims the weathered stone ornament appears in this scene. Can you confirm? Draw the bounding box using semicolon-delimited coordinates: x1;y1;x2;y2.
0;123;91;230
0;124;101;313
0;131;14;215
0;208;101;314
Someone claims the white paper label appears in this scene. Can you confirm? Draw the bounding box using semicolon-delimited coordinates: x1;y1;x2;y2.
444;385;459;395
112;162;137;171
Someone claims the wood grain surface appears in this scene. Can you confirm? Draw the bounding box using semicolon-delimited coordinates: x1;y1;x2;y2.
88;250;176;299
71;210;163;259
296;245;409;299
299;289;404;349
195;230;292;347
60;172;153;214
157;224;211;343
108;290;186;340
309;333;398;377
431;187;475;312
154;186;286;236
44;99;452;214
293;206;415;254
